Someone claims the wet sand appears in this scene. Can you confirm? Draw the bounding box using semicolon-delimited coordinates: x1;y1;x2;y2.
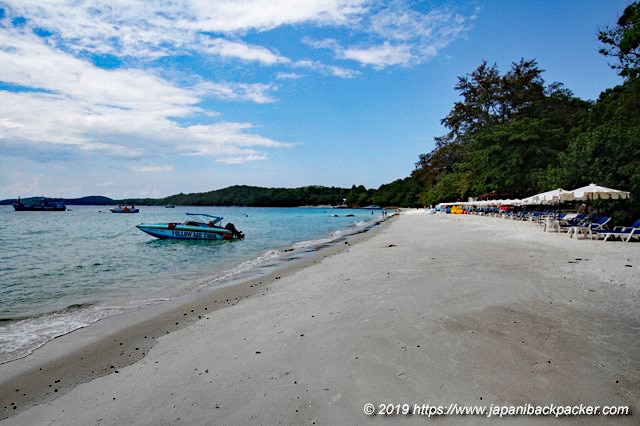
1;212;639;425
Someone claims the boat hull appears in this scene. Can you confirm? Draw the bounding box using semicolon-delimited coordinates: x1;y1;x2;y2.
110;208;139;213
136;224;233;240
12;202;66;211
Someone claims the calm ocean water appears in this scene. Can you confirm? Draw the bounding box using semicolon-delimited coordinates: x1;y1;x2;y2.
0;205;380;363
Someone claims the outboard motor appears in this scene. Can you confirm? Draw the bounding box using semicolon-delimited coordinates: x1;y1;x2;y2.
225;223;245;239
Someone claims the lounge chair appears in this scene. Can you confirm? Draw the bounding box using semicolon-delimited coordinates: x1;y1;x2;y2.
628;228;640;242
558;213;588;232
594;219;640;242
590;216;611;230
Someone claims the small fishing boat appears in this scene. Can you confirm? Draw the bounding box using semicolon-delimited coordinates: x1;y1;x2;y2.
109;205;139;213
165;204;176;208
136;213;244;240
12;197;66;211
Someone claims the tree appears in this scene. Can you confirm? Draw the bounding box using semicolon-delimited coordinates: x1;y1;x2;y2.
441;59;546;139
415;59;578;201
551;78;640;223
598;1;640;79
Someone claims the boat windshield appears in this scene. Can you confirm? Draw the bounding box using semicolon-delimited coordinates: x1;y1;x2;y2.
185;213;223;225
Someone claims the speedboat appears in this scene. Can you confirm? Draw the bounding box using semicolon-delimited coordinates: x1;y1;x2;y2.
110;205;139;213
12;197;66;211
136;213;244;240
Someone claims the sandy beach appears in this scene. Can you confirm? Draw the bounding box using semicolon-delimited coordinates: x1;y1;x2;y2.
1;211;639;425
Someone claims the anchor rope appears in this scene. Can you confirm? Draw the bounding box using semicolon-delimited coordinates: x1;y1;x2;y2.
108;225;138;238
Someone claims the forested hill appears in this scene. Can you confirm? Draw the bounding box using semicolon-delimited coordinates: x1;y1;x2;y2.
121;185;353;207
151;184;421;208
120;183;424;208
0;185;425;208
0;196;115;205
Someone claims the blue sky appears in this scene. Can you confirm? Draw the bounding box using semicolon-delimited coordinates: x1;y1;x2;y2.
0;0;633;199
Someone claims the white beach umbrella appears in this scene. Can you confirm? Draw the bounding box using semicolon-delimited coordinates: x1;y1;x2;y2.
521;188;570;205
567;183;630;201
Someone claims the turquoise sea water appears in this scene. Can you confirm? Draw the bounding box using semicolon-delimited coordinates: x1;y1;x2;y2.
0;205;380;363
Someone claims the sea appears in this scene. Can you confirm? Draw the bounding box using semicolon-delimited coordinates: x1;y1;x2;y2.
0;205;382;364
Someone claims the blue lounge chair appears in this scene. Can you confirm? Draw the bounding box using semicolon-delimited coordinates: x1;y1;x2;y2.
594;219;640;242
558;213;588;232
590;216;611;230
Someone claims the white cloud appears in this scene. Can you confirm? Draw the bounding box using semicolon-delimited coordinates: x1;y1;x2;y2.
0;0;476;197
1;0;367;59
293;59;359;78
217;153;268;164
302;37;340;50
276;72;302;80
2;175;43;196
2;0;472;71
180;122;295;155
341;42;413;68
136;165;175;173
0;30;293;165
201;37;289;65
303;1;472;68
197;81;278;104
177;0;368;33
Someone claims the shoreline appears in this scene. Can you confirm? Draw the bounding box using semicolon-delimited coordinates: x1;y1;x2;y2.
2;212;638;424
0;205;380;365
0;216;389;420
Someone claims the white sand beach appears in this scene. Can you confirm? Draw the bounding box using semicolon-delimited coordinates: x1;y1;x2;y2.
1;212;639;425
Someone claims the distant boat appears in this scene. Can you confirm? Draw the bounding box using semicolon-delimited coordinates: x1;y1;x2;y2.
12;197;66;211
363;205;383;210
109;205;139;213
137;213;244;240
165;204;176;208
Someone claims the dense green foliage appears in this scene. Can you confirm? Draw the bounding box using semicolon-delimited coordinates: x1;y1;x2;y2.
120;185;352;207
599;1;640;79
0;196;115;206
118;182;425;209
551;78;640;223
412;59;591;204
404;3;640;224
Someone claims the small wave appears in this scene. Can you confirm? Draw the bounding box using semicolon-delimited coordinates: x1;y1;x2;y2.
0;298;169;364
0;302;96;322
199;249;284;288
199;216;381;290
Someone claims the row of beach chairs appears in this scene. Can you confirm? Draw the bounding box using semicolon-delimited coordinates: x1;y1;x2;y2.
531;212;639;242
468;208;640;242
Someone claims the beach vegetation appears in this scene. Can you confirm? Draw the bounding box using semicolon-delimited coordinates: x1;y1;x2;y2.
410;3;640;222
598;1;640;79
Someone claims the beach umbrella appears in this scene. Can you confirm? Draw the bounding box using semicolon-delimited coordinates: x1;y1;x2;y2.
521;188;570;205
567;183;630;201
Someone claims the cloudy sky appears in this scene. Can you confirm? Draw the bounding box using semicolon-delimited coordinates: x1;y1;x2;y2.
0;0;632;199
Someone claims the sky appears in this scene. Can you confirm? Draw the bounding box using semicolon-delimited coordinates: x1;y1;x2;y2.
0;0;634;199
